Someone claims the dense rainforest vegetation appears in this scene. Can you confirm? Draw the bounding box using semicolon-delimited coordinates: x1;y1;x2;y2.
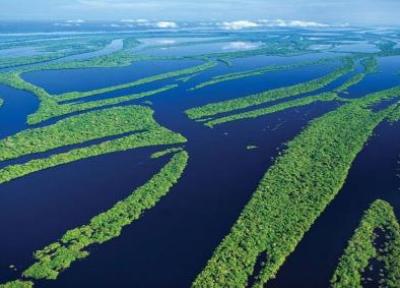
0;61;215;124
189;57;339;91
186;57;355;121
0;28;399;288
2;151;188;285
331;200;400;288
0;105;186;184
192;87;400;288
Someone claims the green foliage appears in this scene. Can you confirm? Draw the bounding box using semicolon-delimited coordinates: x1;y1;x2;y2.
177;73;200;83
151;147;184;159
188;56;383;128
0;71;53;104
335;57;378;93
53;61;216;103
0;36;120;69
0;72;60;125
189;57;339;91
0;106;161;162
21;151;188;281
29;84;178;124
40;51;140;70
0;71;178;124
204;92;339;127
1;31;399;288
331;200;400;288
336;74;366;93
0;55;55;69
361;57;379;74
386;104;400;122
0;280;33;288
186;58;354;120
22;36;142;71
353;86;400;108
0;61;215;124
0;106;186;184
192;87;399;288
217;58;232;67
193;38;311;60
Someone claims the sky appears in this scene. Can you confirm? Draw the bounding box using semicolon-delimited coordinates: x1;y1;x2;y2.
1;0;400;27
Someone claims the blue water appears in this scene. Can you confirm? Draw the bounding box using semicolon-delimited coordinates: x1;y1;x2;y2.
270;121;400;288
138;40;263;57
22;59;202;95
0;147;169;283
0;46;43;57
34;57;345;288
0;51;338;287
0;32;399;288
39;100;337;288
341;56;400;100
61;39;124;61
0;85;38;139
332;42;380;53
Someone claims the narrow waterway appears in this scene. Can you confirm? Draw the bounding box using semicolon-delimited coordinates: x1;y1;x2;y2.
0;84;38;139
39;77;338;287
270;121;400;288
0;51;377;288
0;146;168;283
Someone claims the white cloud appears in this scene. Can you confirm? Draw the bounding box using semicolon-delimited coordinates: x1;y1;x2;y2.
222;41;261;50
118;19;178;29
154;21;178;28
220;20;259;30
218;19;331;30
66;19;86;24
120;19;149;24
259;19;329;28
54;19;86;27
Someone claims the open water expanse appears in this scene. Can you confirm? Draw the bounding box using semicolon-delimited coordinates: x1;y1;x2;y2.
0;26;399;287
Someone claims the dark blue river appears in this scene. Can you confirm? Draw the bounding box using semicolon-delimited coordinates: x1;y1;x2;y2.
0;38;399;288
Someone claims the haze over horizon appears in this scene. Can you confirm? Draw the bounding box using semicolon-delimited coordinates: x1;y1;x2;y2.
1;0;400;27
